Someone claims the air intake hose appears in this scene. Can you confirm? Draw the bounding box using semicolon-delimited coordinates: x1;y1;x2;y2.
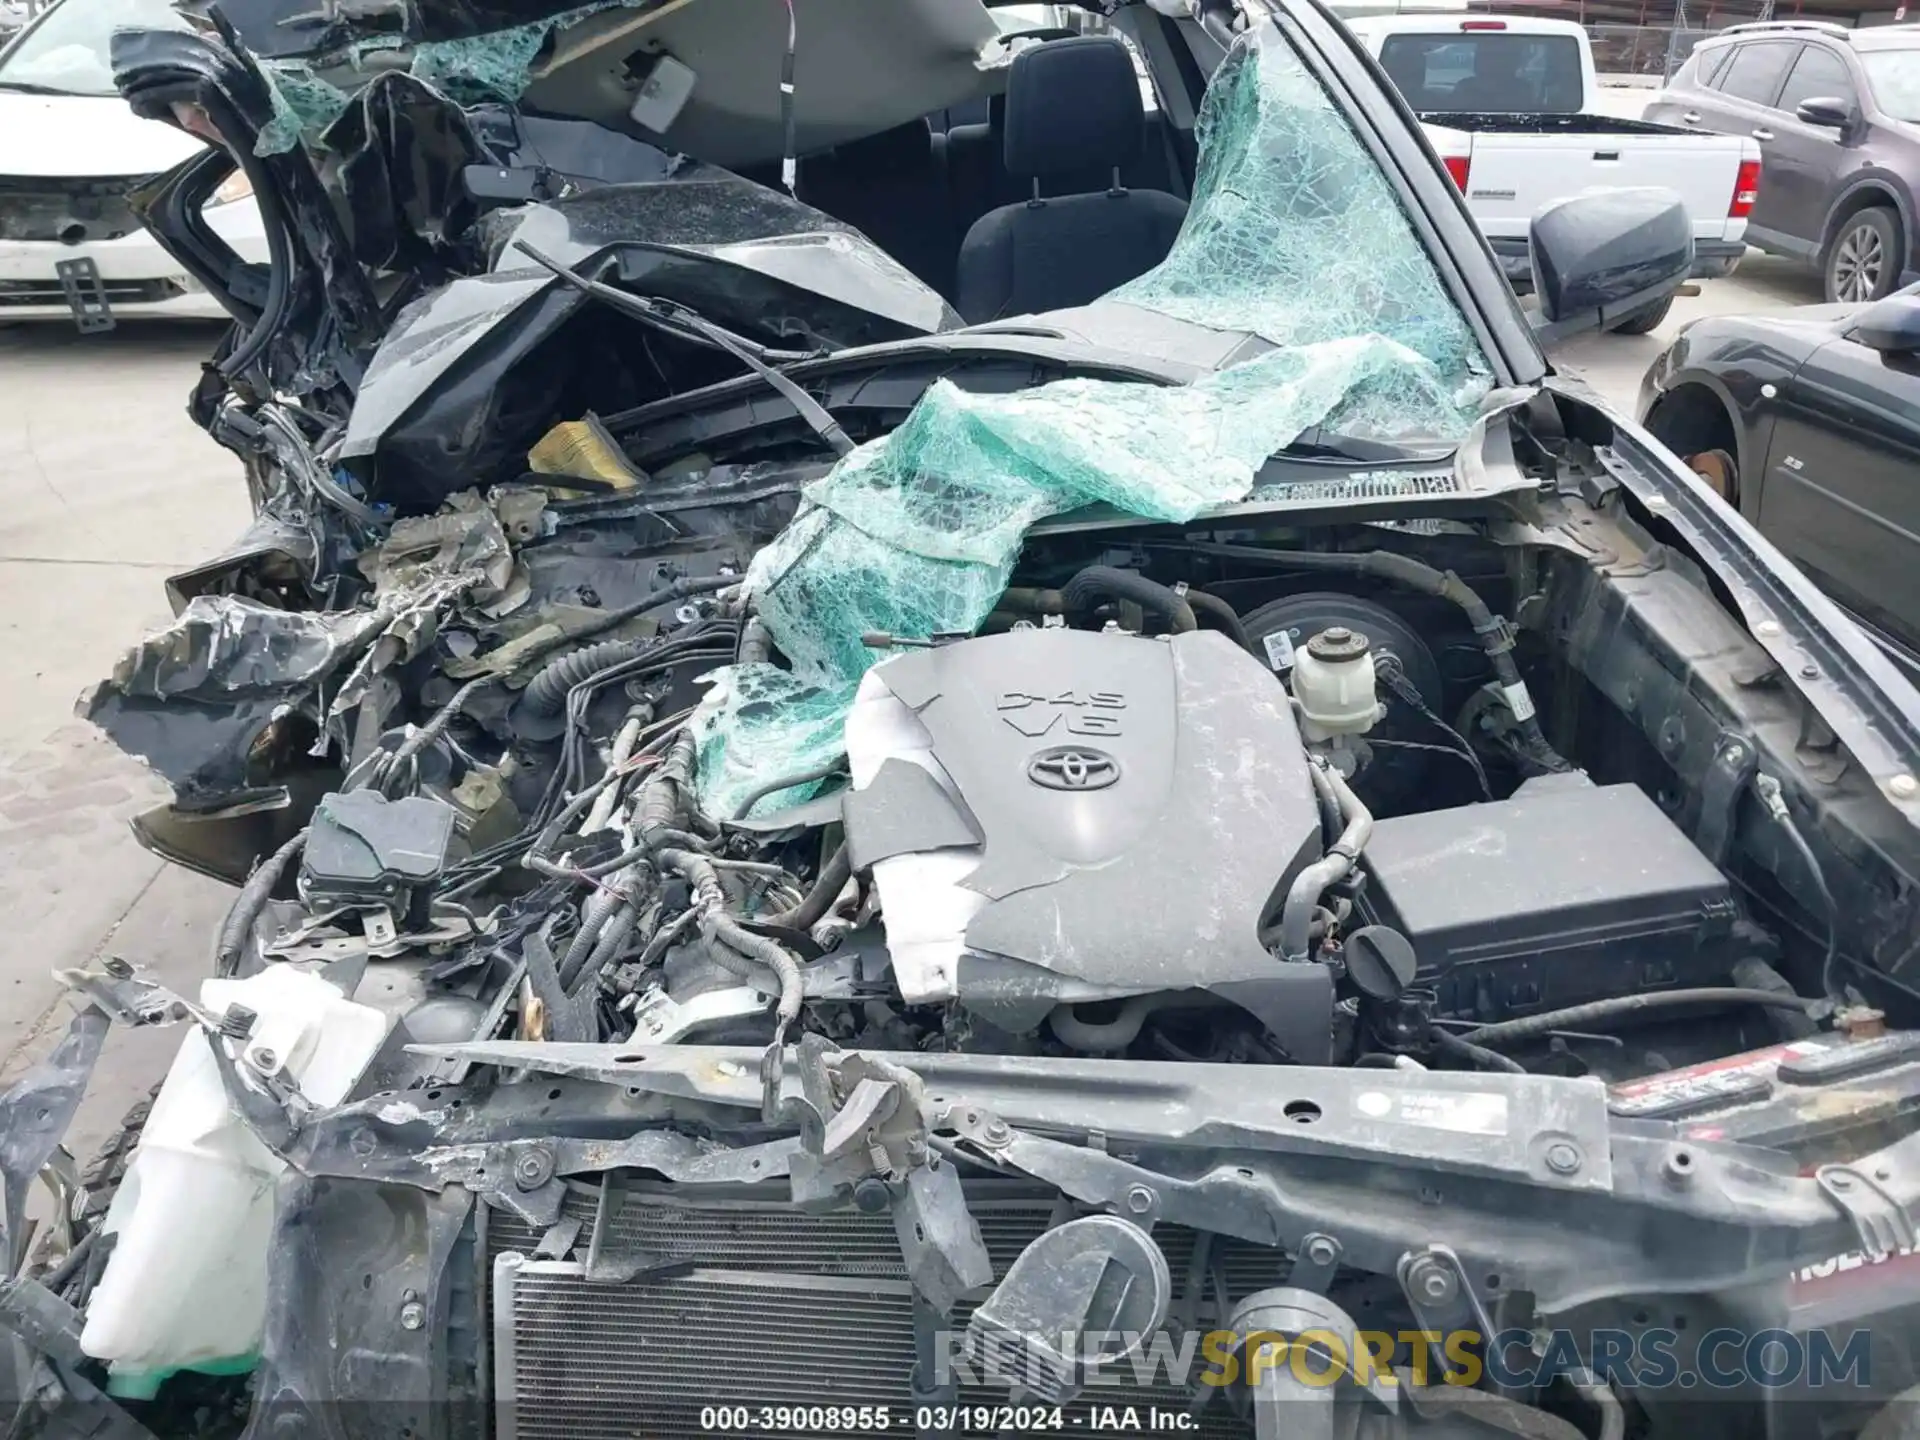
520;637;655;719
1060;566;1196;633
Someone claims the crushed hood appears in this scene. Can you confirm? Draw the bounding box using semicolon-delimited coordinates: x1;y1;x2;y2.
0;93;209;177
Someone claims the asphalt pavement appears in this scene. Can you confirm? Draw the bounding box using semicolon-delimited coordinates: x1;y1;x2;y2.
0;248;1832;1162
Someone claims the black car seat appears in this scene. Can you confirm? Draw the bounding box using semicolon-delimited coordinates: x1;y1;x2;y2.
797;120;957;298
954;36;1188;324
944;93;1009;239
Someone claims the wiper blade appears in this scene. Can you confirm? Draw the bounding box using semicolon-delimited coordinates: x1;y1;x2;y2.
1277;425;1453;465
0;80;75;95
514;240;855;459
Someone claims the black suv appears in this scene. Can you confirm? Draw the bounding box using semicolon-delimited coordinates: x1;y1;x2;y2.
1646;20;1920;302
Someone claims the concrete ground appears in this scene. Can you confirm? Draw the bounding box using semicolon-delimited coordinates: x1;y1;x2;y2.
0;247;1830;1167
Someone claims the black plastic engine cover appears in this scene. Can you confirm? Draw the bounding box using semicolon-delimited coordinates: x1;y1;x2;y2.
1358;775;1738;1019
845;629;1330;1055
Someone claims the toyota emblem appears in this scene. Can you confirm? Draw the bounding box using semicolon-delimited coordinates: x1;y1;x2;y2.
1026;746;1120;792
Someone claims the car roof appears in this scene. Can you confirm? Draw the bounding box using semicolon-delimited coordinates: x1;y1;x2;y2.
1345;14;1588;38
1696;20;1920;52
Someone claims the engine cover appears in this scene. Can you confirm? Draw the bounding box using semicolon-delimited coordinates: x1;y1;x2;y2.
844;628;1328;1047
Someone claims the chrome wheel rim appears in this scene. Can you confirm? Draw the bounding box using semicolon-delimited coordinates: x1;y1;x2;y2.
1835;223;1886;302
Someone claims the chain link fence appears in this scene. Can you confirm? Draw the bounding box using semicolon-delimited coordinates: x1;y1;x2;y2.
1584;0;1794;81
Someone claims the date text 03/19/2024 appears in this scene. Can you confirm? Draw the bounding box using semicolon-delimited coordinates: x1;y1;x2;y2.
697;1406;1197;1433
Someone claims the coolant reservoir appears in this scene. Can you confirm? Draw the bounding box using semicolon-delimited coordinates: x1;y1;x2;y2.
79;965;388;1396
1290;626;1385;742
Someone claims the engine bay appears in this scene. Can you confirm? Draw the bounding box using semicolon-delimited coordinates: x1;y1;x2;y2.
39;482;1920;1440
11;6;1920;1439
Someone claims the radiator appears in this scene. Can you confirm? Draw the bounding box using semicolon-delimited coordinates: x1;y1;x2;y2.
489;1184;1269;1439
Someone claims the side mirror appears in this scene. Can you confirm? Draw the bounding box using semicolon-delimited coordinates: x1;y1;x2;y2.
1795;96;1855;130
1528;187;1693;343
1852;292;1920;354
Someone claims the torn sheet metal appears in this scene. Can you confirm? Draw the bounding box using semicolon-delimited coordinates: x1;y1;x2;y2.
85;490;529;804
89;597;385;705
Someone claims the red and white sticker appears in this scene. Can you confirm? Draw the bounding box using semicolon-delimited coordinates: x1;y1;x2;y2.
1607;1040;1824;1118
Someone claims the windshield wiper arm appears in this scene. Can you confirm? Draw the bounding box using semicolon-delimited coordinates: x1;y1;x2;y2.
0;81;74;95
514;240;856;458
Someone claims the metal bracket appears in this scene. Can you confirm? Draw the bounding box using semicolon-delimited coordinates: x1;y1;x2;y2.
54;256;113;334
580;1173;679;1283
940;1104;1290;1251
1398;1245;1501;1390
1816;1163;1918;1262
626;985;769;1044
0;1011;108;1274
1288;1232;1343;1294
51;960;192;1029
890;1157;993;1313
1694;731;1759;866
266;907;486;964
788;1037;931;1204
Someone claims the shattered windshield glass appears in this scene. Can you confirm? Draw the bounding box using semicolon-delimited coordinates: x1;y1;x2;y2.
694;26;1492;819
253;0;626;153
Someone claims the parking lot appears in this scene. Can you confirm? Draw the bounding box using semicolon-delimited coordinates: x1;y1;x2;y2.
0;249;1832;1157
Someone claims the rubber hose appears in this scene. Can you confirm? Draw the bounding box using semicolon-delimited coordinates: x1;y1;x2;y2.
1462;987;1822;1049
1732;956;1820;1040
638;731;700;850
998;587;1067;616
557;885;622;989
730;761;846;822
1276;764;1372;962
583;901;640;980
1060;566;1196;633
1431;1027;1526;1074
522;638;655;719
1183;589;1253;652
213;829;307;977
1048;995;1161;1052
766;843;852;932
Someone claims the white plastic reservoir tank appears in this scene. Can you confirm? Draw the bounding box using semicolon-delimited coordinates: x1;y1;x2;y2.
79;964;388;1396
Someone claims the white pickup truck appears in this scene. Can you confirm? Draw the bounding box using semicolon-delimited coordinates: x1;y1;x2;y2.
1344;14;1762;331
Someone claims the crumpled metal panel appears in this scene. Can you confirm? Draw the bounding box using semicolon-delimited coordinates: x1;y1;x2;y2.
692;27;1492;819
92;596;383;703
84;491;528;806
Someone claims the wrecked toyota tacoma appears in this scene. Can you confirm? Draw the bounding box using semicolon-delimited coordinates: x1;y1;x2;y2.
9;0;1920;1437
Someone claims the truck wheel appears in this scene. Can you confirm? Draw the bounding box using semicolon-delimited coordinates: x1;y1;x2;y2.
1605;296;1674;335
1825;207;1901;304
